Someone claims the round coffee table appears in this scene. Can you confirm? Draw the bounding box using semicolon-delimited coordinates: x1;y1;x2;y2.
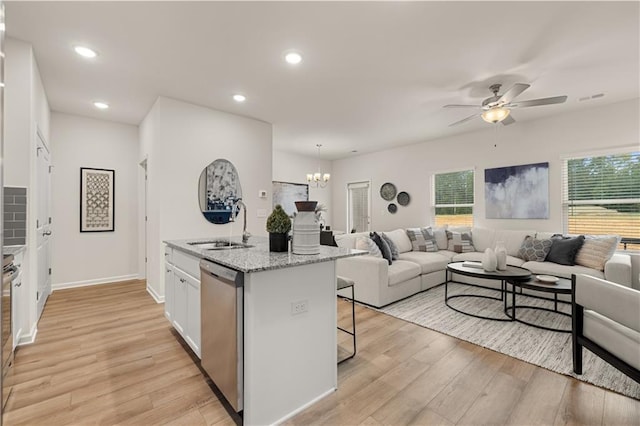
505;276;572;333
445;262;531;321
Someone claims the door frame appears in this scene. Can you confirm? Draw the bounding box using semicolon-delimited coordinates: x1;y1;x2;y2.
346;180;371;233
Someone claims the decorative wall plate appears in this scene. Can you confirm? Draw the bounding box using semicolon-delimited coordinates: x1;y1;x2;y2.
388;203;398;214
380;182;397;201
397;191;411;206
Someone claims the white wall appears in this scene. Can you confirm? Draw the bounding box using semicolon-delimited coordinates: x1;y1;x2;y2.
272;150;332;226
141;97;273;299
332;99;640;234
50;112;139;288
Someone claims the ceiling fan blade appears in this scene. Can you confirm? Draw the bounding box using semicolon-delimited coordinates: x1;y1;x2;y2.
448;113;480;127
443;104;480;109
496;83;531;105
509;96;568;108
501;115;516;126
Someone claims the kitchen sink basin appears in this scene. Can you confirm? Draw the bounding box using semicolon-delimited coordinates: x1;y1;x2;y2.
188;240;253;250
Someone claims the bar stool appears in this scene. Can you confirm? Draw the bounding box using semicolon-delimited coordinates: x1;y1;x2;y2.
337;276;356;364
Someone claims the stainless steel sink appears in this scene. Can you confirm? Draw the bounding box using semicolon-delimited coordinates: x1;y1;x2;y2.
188;240;253;250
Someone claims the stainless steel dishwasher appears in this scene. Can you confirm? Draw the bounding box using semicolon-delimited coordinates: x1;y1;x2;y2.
200;259;244;412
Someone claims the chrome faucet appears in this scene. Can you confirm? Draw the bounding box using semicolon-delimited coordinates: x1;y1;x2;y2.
235;200;251;244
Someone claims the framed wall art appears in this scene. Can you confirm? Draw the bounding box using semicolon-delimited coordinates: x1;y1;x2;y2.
484;162;549;219
80;167;115;232
272;181;309;216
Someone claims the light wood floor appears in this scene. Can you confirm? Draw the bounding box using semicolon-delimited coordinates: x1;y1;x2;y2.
4;281;640;425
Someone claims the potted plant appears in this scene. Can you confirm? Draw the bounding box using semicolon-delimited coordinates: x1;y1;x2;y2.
266;204;291;252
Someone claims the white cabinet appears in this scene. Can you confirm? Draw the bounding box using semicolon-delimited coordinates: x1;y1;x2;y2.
12;251;24;348
163;245;201;358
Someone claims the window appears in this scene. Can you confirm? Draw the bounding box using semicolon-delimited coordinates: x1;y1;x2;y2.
563;151;640;250
433;169;474;227
347;181;370;233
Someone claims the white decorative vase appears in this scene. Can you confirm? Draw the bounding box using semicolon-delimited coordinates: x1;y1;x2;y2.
482;248;497;272
292;211;320;255
495;241;507;271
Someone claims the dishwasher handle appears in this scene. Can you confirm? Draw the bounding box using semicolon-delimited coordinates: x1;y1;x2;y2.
200;259;244;287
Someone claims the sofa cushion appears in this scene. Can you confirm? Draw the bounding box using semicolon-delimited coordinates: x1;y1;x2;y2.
494;229;535;256
446;230;475;253
406;228;438;252
381;232;399;260
522;260;604;280
452;252;525;267
388;260;422;286
371;232;393;265
335;232;369;249
355;236;382;258
471;227;495;252
546;235;585;265
397;251;450;274
436;250;457;261
432;226;449;250
385;229;413;253
575;235;619;271
517;236;553;262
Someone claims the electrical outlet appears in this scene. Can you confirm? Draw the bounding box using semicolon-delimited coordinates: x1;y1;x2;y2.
291;300;308;315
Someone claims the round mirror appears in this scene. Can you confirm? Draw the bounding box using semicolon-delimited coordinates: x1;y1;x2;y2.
198;159;243;224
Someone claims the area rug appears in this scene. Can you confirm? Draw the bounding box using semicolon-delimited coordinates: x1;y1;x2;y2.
379;282;640;400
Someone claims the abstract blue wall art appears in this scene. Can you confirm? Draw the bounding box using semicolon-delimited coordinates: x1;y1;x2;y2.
485;162;549;219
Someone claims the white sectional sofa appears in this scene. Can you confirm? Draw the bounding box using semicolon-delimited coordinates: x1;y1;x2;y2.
335;226;632;308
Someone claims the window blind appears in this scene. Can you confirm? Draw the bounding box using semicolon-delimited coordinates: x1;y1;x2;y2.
348;182;369;233
563;151;640;250
433;169;474;227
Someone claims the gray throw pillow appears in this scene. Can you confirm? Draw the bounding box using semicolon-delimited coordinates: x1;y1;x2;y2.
445;230;475;253
370;232;392;265
517;236;553;262
546;235;585;265
381;232;399;260
406;227;438;252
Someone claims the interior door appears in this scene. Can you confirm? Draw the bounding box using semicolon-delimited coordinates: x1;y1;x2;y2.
36;132;51;320
347;181;370;233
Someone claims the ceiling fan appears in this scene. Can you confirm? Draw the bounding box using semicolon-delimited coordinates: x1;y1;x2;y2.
444;83;567;127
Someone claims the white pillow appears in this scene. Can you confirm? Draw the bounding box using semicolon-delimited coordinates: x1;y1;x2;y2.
431;226;448;250
575;235;619;271
471;227;495;252
355;237;382;258
385;229;413;253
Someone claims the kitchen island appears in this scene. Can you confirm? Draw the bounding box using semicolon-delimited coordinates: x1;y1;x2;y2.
163;237;365;426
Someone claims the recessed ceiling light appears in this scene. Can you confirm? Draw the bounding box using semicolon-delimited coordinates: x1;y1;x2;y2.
233;94;246;102
93;101;109;110
284;51;303;65
74;45;98;58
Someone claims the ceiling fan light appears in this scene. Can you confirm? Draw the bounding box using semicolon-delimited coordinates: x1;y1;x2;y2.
482;107;510;123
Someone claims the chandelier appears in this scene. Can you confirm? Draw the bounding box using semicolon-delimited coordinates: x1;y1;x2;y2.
306;144;330;188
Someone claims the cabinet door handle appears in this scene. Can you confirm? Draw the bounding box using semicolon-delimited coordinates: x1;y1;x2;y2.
179;278;186;283
166;269;171;273
15;282;21;287
43;230;52;236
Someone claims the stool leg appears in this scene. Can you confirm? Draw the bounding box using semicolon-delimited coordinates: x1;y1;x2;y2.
351;284;356;357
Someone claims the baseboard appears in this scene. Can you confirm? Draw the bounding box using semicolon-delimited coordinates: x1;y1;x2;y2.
52;274;139;291
146;284;165;303
18;323;37;345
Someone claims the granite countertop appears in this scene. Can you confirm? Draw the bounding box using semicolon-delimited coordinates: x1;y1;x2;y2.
164;236;366;273
4;245;26;256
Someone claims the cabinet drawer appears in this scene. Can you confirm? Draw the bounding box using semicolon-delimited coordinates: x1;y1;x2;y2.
173;249;200;279
164;245;173;264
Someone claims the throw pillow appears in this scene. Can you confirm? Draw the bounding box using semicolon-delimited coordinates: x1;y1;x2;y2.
370;232;393;265
517;235;553;262
355;236;382;258
446;230;475;253
575;235;619;271
432;226;449;250
381;232;399;260
406;228;438;252
546;235;585;265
